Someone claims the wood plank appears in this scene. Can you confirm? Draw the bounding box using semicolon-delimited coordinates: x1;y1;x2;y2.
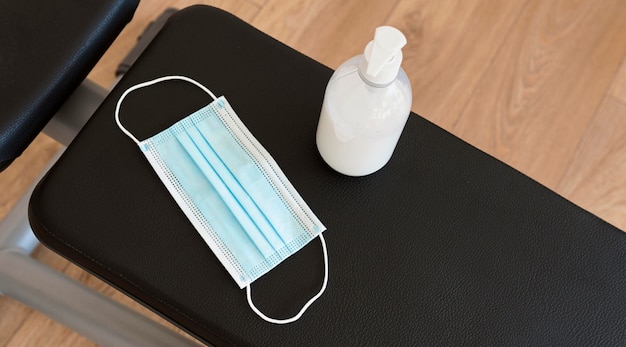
0;299;31;346
384;0;528;127
451;0;626;189
244;0;268;7
253;0;400;68
609;58;626;103
556;96;626;231
6;313;97;347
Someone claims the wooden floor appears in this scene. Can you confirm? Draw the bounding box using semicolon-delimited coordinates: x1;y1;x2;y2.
2;0;626;345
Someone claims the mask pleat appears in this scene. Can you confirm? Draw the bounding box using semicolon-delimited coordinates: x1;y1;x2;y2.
173;130;280;260
189;123;289;251
197;113;305;253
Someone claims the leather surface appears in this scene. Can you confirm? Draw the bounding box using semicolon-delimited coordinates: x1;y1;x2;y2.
30;6;626;346
0;0;139;172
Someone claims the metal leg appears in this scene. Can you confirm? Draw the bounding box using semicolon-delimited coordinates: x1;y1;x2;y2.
0;82;203;346
42;79;108;146
0;250;200;347
0;172;43;255
0;149;62;258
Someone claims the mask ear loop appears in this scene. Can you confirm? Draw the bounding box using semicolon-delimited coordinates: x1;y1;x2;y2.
246;233;328;324
115;75;218;144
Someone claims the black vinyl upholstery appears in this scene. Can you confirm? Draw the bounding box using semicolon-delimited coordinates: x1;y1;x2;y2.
29;6;626;346
0;0;139;172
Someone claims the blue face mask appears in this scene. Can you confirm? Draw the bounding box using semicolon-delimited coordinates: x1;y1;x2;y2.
115;76;328;324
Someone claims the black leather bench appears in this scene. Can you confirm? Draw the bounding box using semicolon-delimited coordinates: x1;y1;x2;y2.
29;5;626;346
0;0;139;171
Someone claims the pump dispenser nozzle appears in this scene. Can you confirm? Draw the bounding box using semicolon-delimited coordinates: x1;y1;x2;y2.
360;26;407;86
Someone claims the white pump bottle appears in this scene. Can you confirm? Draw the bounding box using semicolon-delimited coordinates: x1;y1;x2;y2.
316;26;412;176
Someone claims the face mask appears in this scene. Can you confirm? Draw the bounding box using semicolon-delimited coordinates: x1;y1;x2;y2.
115;76;328;324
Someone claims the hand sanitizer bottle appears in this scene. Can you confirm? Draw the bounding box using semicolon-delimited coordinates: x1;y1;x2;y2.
316;26;412;176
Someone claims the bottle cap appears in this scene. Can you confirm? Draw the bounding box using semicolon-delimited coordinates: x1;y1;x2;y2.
359;26;407;86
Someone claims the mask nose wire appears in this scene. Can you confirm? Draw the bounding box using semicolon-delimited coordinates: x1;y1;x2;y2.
115;75;219;145
246;233;329;324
